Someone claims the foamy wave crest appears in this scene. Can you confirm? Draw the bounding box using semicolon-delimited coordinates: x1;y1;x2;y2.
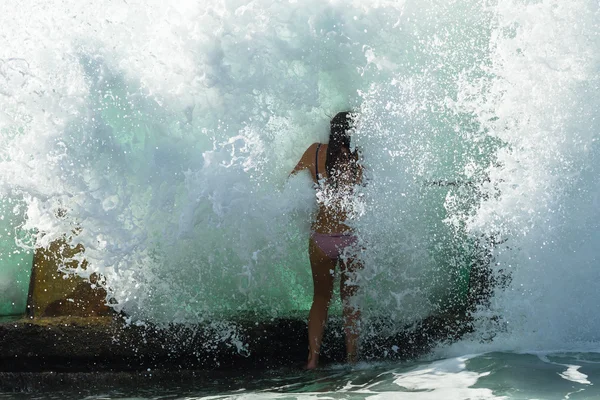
455;0;600;349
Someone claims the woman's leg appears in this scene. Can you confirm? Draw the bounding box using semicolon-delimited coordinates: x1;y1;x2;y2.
306;237;336;370
340;256;362;363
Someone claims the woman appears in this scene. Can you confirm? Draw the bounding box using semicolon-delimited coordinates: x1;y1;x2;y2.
290;111;363;369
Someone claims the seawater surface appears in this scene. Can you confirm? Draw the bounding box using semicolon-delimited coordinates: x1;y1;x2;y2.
3;352;600;399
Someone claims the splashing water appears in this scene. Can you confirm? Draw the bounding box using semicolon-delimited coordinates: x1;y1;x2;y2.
0;0;599;354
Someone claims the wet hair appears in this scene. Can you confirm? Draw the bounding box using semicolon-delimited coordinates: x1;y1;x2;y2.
326;111;357;185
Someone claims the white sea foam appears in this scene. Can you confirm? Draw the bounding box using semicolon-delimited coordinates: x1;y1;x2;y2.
457;0;600;351
192;356;504;400
376;357;505;400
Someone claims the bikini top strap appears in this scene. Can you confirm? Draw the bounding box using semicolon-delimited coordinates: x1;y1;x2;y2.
315;143;322;181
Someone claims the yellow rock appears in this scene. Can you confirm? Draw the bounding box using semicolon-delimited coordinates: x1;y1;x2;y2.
27;240;113;318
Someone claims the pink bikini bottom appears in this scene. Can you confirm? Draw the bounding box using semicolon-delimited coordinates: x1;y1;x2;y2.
310;232;359;260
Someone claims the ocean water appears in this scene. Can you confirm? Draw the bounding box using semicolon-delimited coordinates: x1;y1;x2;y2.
3;352;600;399
1;0;600;398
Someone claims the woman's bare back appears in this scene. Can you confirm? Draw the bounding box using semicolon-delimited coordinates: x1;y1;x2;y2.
292;143;361;234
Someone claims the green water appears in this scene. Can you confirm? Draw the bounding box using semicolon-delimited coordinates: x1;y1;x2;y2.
0;198;33;316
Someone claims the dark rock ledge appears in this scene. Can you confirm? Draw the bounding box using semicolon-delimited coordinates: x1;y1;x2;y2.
0;311;472;392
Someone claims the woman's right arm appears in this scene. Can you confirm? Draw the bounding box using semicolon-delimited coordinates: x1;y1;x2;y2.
290;143;318;176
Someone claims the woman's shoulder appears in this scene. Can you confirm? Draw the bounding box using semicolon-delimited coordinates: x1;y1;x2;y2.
303;142;319;157
297;142;327;168
312;142;328;151
305;142;325;156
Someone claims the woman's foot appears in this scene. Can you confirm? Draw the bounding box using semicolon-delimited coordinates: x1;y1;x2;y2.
305;352;319;370
347;352;358;364
305;360;318;370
